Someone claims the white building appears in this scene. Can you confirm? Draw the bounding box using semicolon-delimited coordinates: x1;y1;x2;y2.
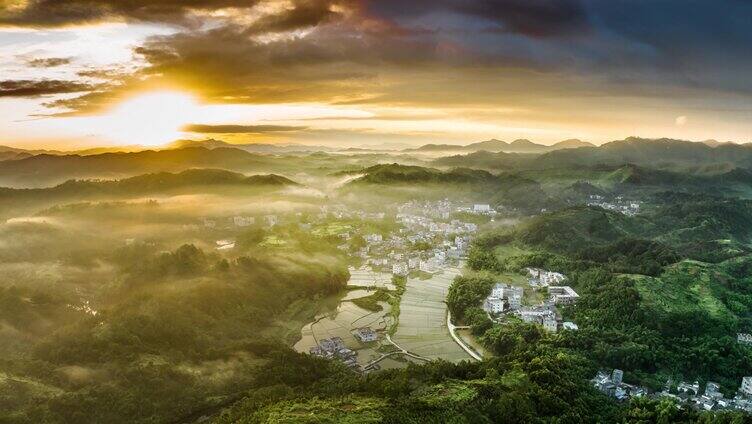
408;257;420;269
543;316;558;332
354;327;379;342
527;268;567;288
392;262;408;276
548;286;579;305
365;233;383;244
742;377;752;397
489;283;523;310
517;307;558;332
562;321;579;331
705;382;723;400
473;204;491;213
264;215;278;227
483;297;505;314
233;216;255;227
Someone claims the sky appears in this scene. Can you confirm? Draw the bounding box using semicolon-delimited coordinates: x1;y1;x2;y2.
1;0;751;149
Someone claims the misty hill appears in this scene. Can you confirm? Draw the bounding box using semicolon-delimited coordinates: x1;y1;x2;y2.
432;150;538;170
168;138;336;154
0;145;426;188
534;137;752;170
0;169;297;219
0;168;296;197
349;163;499;185
344;163;557;213
0;150;32;161
66;169;296;192
433;137;752;173
0;144;144;157
407;138;595;153
0;147;285;188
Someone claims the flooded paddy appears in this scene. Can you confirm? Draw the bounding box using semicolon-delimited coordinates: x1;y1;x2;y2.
295;266;472;369
392;267;471;362
294;269;396;368
347;267;396;291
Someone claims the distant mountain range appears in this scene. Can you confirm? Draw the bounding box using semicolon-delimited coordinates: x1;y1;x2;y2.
2;136;752;188
0;139;337;160
434;137;752;171
0;169;297;219
166;139;338;154
0;146;284;188
0;169;296;198
405;138;596;153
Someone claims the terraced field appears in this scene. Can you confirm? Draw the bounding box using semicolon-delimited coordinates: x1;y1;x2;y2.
348;267;396;291
392;267;471;362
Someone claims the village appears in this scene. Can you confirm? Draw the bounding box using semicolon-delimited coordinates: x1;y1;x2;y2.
297;199;493;369
481;267;579;333
586;194;641;216
592;369;752;413
196;195;752;415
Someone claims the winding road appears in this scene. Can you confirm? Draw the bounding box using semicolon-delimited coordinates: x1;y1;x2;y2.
446;310;483;361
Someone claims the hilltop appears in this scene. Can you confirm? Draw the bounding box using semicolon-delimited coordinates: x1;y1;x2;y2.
0;169;297;219
348;163;498;185
432;137;752;173
406;138;595;153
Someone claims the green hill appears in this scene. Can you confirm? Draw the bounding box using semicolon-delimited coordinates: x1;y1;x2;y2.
0;169;297;219
349;163;498;185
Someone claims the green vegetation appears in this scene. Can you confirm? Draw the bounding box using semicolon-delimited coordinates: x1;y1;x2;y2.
454;195;752;396
351;289;391;312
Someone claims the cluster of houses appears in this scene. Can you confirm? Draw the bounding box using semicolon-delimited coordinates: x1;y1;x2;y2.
352;233;470;276
660;378;752;412
586;195;641;216
526;267;567;288
353;327;379;343
594;369;752;412
592;369;648;401
483;283;579;332
397;199;497;220
334;200;481;276
482;270;580;333
309;336;359;369
483;284;523;313
309;327;380;370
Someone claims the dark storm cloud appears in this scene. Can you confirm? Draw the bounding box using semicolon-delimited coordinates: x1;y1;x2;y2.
26;57;73;68
0;79;96;97
0;0;261;27
49;19;454;112
364;0;591;37
12;0;752;117
245;0;342;34
183;124;308;133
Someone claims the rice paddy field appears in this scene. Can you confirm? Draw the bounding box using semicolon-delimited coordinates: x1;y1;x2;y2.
294;266;472;368
294;269;400;368
392;267;472;362
347;267;396;290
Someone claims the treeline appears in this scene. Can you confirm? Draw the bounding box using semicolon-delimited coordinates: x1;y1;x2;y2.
215;320;751;423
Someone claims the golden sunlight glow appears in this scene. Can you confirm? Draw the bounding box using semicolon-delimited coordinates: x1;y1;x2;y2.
96;91;199;146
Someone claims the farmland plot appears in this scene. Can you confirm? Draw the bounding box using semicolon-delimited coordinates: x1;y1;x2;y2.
392;267;471;362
